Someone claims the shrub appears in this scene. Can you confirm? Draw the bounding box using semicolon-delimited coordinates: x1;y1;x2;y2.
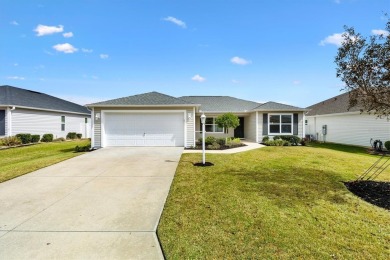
205;136;217;145
53;137;66;142
41;134;53;142
265;139;289;146
16;133;32;144
262;136;269;143
74;144;91;152
273;135;281;140
385;141;390;151
216;138;226;146
66;132;77;139
31;135;40;143
207;142;221;150
76;133;82;139
0;136;22;146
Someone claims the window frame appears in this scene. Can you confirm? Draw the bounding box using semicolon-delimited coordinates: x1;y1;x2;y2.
268;113;293;135
201;117;224;133
61;116;65;131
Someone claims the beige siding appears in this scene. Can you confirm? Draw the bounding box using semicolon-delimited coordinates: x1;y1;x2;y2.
11;108;90;139
306;112;390;147
244;113;256;142
194;115;234;140
92;106;195;148
258;112;264;141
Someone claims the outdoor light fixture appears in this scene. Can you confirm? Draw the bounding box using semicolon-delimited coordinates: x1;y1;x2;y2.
200;113;206;165
95;113;101;121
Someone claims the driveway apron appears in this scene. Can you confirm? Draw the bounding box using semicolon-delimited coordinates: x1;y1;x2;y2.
0;147;183;259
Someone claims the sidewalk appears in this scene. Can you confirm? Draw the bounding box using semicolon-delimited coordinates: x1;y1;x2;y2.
182;141;265;154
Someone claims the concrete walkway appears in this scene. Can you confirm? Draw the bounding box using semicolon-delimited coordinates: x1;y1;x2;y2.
0;147;183;259
182;141;265;154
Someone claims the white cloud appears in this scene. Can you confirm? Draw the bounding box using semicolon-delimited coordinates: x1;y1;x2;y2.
319;33;344;46
100;54;109;59
82;48;93;53
52;43;78;53
334;0;341;4
231;79;240;84
34;24;64;36
7;76;25;80
63;32;73;38
372;29;389;37
10;21;19;26
230;56;251;65
293;80;301;85
163;16;186;28
13;63;18;66
191;74;206;82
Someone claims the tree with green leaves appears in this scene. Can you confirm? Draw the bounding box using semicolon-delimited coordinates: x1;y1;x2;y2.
215;113;240;142
335;17;390;117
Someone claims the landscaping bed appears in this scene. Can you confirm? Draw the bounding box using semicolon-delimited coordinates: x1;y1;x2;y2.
344;180;390;210
186;137;245;150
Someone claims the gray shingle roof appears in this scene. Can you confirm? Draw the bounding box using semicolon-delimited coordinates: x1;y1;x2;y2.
306;92;361;116
0;85;90;115
254;101;306;111
88;91;197;106
179;96;260;112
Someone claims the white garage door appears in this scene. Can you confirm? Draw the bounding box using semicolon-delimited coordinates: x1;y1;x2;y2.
103;112;184;147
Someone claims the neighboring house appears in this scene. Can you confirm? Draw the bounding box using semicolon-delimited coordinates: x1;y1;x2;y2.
306;92;390;147
87;91;306;148
0;85;91;139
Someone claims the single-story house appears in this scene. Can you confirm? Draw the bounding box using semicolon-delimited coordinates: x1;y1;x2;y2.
87;91;306;148
305;92;390;147
0;85;91;139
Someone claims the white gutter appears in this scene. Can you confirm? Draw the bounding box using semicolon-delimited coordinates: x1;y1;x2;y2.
0;104;91;116
86;104;201;108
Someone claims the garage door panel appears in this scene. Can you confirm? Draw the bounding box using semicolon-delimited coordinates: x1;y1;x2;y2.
104;112;184;147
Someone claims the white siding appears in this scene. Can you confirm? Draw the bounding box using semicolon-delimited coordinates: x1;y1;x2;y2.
305;112;390;147
186;109;195;147
244;113;256;142
11;108;90;139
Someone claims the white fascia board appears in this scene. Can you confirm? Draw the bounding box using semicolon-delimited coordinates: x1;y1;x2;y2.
87;104;201;108
1;105;91;116
306;111;361;118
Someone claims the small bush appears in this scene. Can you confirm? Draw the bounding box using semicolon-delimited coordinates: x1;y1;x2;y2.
262;136;269;143
216;138;226;146
0;136;22;146
41;133;54;142
265;139;289;146
207;142;221;150
76;133;82;139
66;132;78;139
31;135;40;143
385;141;390;151
15;133;32;144
75;144;91;152
205;136;217;145
53;137;66;142
273;136;281;140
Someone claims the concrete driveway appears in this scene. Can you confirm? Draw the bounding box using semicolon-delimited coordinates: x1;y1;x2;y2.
0;147;183;259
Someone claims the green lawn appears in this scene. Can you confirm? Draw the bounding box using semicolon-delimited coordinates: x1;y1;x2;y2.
158;143;390;259
0;140;90;183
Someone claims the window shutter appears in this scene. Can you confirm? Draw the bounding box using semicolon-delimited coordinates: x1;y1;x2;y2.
262;113;268;135
293;113;298;135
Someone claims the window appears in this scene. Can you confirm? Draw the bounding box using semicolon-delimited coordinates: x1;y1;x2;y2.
61;116;65;131
269;114;292;134
201;117;223;133
85;118;88;124
305;119;308;125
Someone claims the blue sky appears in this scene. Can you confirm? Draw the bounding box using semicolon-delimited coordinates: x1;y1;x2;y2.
1;0;389;106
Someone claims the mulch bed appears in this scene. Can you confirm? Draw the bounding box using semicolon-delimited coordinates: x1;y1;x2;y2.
344;181;390;210
185;143;247;150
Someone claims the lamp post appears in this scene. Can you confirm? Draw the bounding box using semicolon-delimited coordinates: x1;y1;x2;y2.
200;113;206;165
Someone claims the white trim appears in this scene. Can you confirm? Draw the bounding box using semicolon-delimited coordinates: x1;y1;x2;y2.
0;105;90;116
193;107;196;146
91;108;95;147
6;107;12;136
302;113;306;138
87;104;200;108
100;109;186;148
255;111;259;143
268;113;293;135
306;111;361;118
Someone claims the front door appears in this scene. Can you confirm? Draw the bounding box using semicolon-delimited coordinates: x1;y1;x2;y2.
234;117;244;138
